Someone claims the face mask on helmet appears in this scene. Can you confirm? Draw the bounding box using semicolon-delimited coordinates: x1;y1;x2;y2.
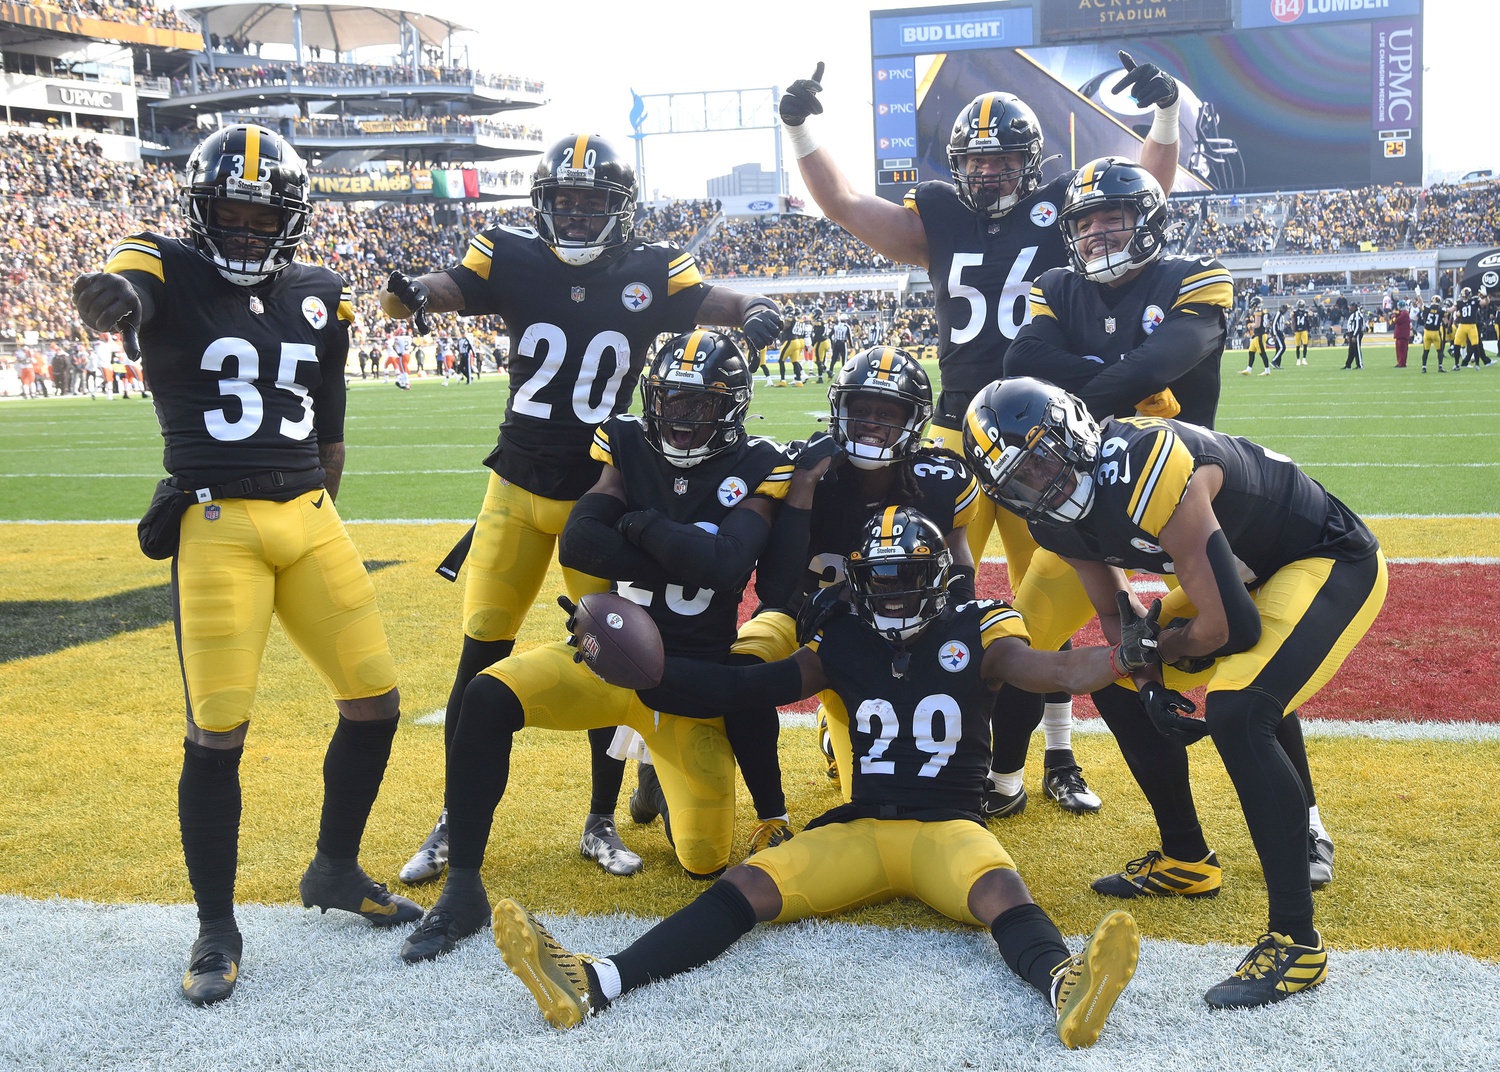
947;93;1043;219
181;124;310;286
963;379;1100;525
828;347;933;470
1059;158;1167;284
846;507;952;642
532;134;637;266
642;331;752;468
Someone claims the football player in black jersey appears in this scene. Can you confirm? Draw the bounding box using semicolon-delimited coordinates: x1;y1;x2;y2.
779;57;1184;814
1291;299;1314;366
1418;296;1445;372
71;124;421;1007
378;134;785;886
397;330;801;964
965;378;1387;1010
493;505;1165;1049
996;156;1231;816
1239;296;1270;376
736;345;981;810
1453;286;1490;368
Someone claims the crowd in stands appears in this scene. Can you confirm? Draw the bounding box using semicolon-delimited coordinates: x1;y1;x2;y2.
24;0;193;32
177;63;542;96
1196;206;1279;256
1412;183;1500;249
696;214;906;277
1279;186;1417;252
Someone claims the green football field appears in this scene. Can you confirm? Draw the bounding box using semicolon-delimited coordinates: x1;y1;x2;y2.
1;346;1495;522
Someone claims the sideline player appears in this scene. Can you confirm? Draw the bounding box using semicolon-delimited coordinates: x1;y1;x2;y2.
1291;299;1314;366
1239;296;1269;376
379;134;784;884
397;331;801;962
494;506;1160;1049
778;55;1185;811
1418;295;1445;371
964;377;1386;1009
72;124;420;1006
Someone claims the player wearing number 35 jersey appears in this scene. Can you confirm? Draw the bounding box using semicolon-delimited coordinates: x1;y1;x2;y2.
379;135;785;886
73;124;419;1009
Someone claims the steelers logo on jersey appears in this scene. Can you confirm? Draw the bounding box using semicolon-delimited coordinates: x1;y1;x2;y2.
1131;536;1163;554
1030;201;1059;227
939;640;971;671
717;476;748;506
1141;305;1165;335
622;282;653;311
302;295;329;329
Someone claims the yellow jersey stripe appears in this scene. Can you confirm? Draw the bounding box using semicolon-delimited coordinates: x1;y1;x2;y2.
337;300;355;324
1127;430;1173;524
980;606;1029;646
666;254;703;294
589;427;614;466
461;236;494;280
953;476;982;527
104;246;165;282
1178;268;1231;287
1174;281;1234;310
1029;285;1055;321
754;466;795;500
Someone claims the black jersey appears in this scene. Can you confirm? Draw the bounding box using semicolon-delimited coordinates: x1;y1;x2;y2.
1293;309;1315;332
799;451;981;603
1011;255;1233;428
1421;306;1444;332
811;600;1027;813
104;232;351;495
447;226;711;499
909;174;1072;415
590;415;792;661
1029;416;1378;587
1458;296;1481;324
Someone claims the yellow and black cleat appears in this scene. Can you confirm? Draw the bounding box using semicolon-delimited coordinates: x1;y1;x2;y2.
493;899;597;1030
1091;849;1221;899
1205;931;1328;1009
1052;910;1140;1049
299;853;422;926
182;930;242;1006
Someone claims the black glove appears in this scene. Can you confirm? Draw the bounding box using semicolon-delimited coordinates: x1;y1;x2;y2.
1111;591;1161;674
387;269;433;336
779;62;825;126
557;594;584;662
1162;617;1216;674
72;273;141;333
616;508;665;546
1138;681;1209;745
786;430;841;471
742;303;784;351
1113;50;1179;109
796;580;852;646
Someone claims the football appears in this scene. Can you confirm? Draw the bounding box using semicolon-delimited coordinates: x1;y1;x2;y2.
573;592;664;689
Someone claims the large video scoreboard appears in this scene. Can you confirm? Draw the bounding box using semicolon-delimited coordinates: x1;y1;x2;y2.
870;0;1423;199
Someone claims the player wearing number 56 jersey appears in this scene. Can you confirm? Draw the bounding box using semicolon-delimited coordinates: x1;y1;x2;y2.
492;507;1152;1049
379;134;786;885
72;124;419;1009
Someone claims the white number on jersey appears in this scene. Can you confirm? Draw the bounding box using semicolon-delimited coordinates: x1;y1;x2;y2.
511;323;632;423
853;693;960;777
615;579;715;617
201;337;319;443
947;246;1039;345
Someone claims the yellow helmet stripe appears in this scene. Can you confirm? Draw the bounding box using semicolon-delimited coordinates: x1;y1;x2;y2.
1078;158;1099;196
680;330;709;372
878;505;898;543
243;125;260;183
965;408;996;455
571;133;590;169
976;94;995;136
875;347;897;379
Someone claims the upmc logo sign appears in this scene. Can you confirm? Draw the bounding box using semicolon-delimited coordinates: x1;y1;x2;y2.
1272;0;1302;21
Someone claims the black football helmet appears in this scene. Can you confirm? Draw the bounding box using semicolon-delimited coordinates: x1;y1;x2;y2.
828;346;932;470
1461;286;1473;299
181;124;310;286
1297;299;1307;310
1249;296;1264;310
846;505;953;642
532;133;637;266
642;330;753;468
1059;157;1167;284
948;92;1043;218
962;377;1101;525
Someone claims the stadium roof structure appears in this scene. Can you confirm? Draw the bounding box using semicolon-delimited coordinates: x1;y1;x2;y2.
178;0;472;52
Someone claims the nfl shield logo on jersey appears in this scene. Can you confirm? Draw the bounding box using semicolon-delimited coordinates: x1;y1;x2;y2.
939;641;970;672
1104;317;1117;335
302;296;328;329
571;286;586;303
1029;201;1058;227
204;504;221;521
621;283;653;311
673;477;688;495
1141;305;1166;335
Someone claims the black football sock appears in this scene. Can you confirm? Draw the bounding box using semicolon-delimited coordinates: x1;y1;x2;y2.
991;902;1071;1000
444;674;521;869
315;714;398;859
588;726;626;815
611;879;758;997
1205;690;1315;947
444;637;515;752
1092;684;1209;862
179;739;243;927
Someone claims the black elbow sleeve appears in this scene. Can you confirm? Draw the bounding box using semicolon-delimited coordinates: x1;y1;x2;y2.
559;493;629;570
1206;529;1262;655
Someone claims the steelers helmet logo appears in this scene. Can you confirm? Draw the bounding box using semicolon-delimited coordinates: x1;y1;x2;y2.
622;283;653;311
1030;201;1058;227
1141;305;1166;335
939;641;970;671
717;476;749;506
302;296;329;329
